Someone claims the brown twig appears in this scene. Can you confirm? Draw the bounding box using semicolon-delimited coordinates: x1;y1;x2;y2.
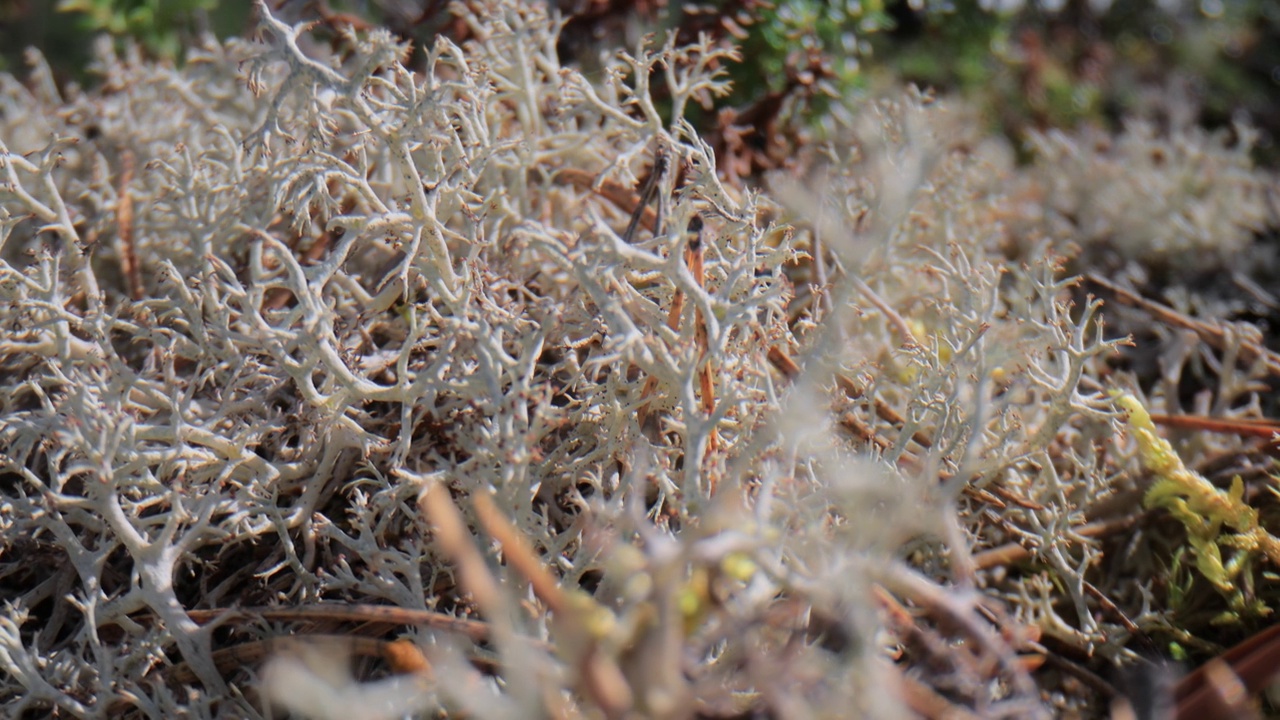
165;633;430;685
766;345;800;379
1150;413;1280;441
472;489;634;716
1086;273;1280;378
116;148;141;301
184;603;493;643
685;216;721;461
554;167;658;237
419;483;506;623
834;373;935;449
1082;579;1141;636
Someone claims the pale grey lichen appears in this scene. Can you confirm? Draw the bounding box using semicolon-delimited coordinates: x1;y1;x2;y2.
3;2;1271;719
1025;120;1274;271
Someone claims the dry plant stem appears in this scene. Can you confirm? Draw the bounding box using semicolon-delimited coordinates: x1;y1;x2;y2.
471;491;567;615
839;412;892;452
1087;273;1280;377
1149;413;1280;440
970;514;1139;570
687;218;721;459
1032;647;1121;704
766;345;801;379
1081;580;1139;636
116;147;141;301
554;167;658;237
166;634;431;686
417;484;574;713
835;373;934;448
473;488;633;716
983;485;1044;511
1175;623;1280;719
422;484;631;715
183;605;496;643
419;485;508;624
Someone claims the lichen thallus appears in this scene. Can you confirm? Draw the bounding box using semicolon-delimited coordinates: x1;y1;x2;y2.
616;146;722;483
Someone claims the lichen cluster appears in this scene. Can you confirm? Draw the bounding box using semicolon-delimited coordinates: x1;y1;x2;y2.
2;1;1279;718
1025;121;1274;271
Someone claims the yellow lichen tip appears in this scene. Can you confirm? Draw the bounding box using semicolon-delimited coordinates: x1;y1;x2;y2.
566;588;618;640
720;552;757;583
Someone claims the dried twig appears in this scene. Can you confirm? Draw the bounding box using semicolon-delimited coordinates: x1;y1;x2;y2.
1175;623;1280;719
184;604;494;643
116;148;141;301
166;634;431;686
1149;413;1280;441
554;167;658;238
1087;273;1280;377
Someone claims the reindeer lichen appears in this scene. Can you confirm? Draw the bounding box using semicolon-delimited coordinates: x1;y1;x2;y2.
2;1;1277;718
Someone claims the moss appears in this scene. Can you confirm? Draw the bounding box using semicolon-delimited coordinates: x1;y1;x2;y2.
1114;391;1279;616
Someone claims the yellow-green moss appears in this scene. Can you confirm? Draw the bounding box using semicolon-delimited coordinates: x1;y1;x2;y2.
1114;391;1280;615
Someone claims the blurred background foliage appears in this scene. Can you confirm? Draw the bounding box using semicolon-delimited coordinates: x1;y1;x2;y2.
1;0;1276;164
